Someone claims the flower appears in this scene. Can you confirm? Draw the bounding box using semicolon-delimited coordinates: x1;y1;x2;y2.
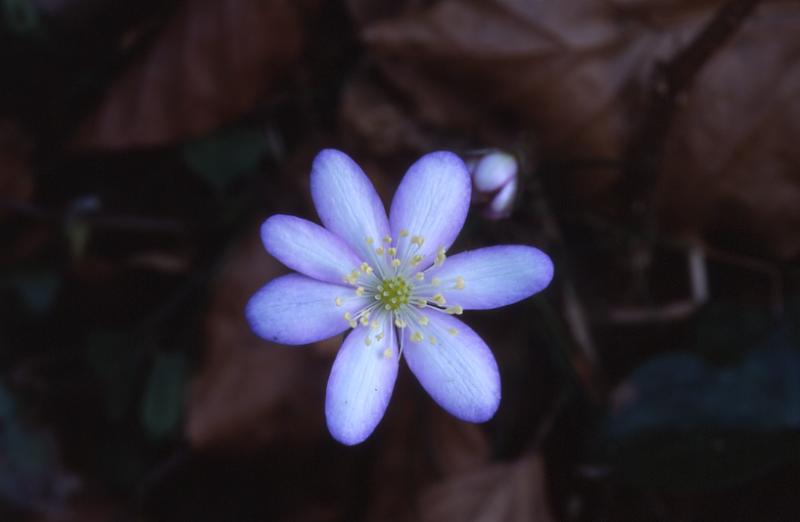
467;149;519;220
246;149;554;445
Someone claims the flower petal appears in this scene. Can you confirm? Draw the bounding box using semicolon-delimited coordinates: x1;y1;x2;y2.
472;151;516;193
326;320;399;445
425;245;553;310
246;274;366;345
389;151;471;268
261;214;363;285
402;313;500;422
310;149;390;262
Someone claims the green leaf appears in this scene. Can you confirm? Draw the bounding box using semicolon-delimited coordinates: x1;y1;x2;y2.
3;270;60;314
2;0;43;37
596;329;800;491
182;127;267;190
141;351;187;440
85;330;147;422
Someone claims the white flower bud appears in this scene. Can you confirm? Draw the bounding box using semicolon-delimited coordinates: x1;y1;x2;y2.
466;150;519;219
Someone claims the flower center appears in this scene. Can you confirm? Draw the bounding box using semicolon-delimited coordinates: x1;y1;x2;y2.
377;276;411;311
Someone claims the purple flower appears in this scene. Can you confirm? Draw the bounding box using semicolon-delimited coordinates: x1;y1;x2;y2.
246;150;554;445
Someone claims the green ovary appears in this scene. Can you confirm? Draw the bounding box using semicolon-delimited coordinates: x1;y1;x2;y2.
378;277;411;311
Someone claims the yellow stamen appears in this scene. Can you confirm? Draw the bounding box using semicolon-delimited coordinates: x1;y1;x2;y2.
432;293;446;306
415;272;425;281
375;247;385;255
411;331;424;343
432;277;441;287
446;305;463;315
411;254;423;266
454;276;465;290
355;287;365;296
399;230;410;238
418;315;429;326
411;235;425;247
387;247;397;257
335;297;343;307
391;258;401;268
448;327;458;336
383;235;392;244
394;318;407;328
365;236;374;245
383;348;393;358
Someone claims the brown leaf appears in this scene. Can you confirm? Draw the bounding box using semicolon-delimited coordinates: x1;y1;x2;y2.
0;120;34;203
361;0;800;258
186;220;330;451
658;4;800;259
412;453;555;522
72;0;305;150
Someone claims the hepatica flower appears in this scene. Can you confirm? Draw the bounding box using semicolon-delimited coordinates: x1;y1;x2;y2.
246;150;553;445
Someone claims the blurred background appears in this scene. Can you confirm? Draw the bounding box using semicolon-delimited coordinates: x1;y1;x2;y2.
1;0;799;520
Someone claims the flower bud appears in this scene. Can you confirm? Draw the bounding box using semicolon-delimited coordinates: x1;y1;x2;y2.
466;150;518;220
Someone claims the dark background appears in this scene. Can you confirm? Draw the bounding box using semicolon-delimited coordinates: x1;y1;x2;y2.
1;0;799;520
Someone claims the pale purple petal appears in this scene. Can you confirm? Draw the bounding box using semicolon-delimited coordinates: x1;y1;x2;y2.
310;149;390;262
389;152;471;268
487;178;517;218
246;274;366;345
261;215;363;285
425;245;553;310
473;151;516;193
326;321;399;445
402;313;500;422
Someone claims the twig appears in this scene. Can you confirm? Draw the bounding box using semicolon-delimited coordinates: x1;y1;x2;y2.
620;0;764;271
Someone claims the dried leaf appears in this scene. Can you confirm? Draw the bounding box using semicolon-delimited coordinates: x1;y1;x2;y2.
72;0;305;149
186;221;329;450
0;120;34;203
361;0;800;258
413;453;554;522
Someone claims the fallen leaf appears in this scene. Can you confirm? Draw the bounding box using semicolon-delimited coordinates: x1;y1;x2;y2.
360;0;800;259
413;453;555;522
186;220;330;450
72;0;306;149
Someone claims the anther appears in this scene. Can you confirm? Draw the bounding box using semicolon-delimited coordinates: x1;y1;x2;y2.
360;315;370;326
344;312;352;321
432;293;446;306
411;255;423;266
335;297;343;307
448;327;458;336
371;320;379;330
432;277;441;287
454;276;465;290
418;315;429;326
394;318;407;328
387;247;397;257
375;247;385;255
415;272;425;281
399;230;410;238
383;348;393;358
364;337;372;346
429;336;437;345
383;235;392;244
446;305;463;315
411;235;425;247
356;287;365;296
360;262;373;274
349;320;357;328
365;236;374;245
391;259;401;268
411;331;424;343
